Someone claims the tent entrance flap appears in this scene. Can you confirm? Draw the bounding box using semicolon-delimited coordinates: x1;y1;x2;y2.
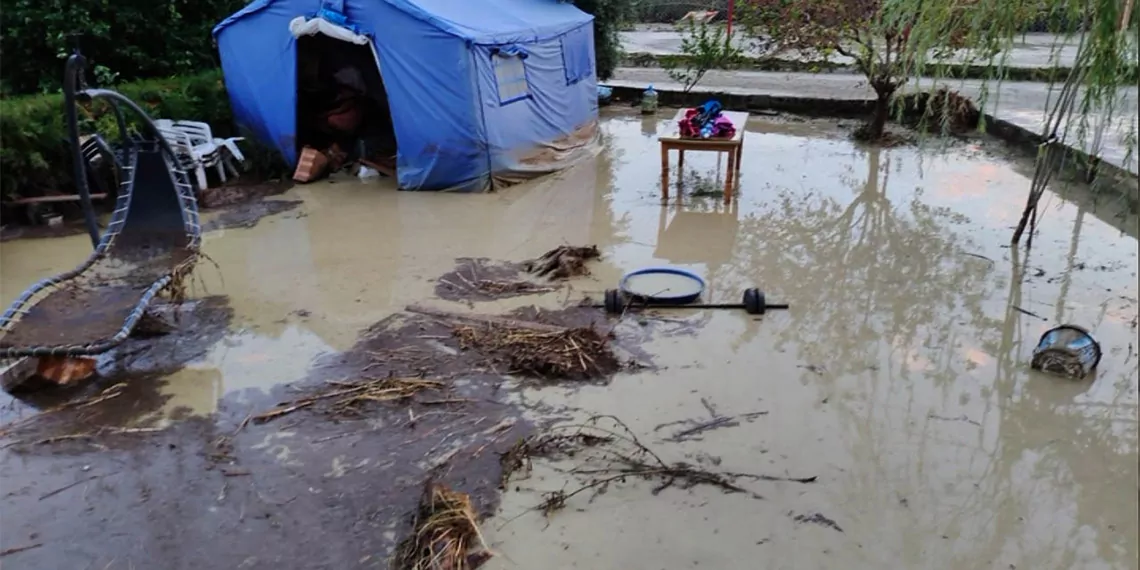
293;18;398;179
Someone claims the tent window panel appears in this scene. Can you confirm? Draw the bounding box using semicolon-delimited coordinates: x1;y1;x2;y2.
493;53;530;105
561;27;592;85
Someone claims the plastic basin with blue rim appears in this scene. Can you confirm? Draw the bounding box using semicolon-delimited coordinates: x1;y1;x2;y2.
619;266;706;305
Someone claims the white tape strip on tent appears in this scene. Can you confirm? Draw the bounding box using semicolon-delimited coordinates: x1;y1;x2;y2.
288;16;383;72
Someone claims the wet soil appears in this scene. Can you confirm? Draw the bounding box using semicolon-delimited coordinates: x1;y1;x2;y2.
199;181;292;210
0;245;196;350
1;182;296;245
433;257;555;303
0;308;564;570
0;298;667;569
201;199;303;232
1;296;233;424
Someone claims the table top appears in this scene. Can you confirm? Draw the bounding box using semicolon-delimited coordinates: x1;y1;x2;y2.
658;109;749;144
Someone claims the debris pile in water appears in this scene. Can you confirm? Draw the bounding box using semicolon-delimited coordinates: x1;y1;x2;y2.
392;483;493;570
453;324;620;380
916;87;980;134
524;245;601;280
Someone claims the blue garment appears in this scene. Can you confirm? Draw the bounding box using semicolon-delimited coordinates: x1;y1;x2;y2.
213;0;598;191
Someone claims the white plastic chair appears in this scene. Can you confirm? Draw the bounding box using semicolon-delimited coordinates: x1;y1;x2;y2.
157;126;218;191
172;120;246;177
169;122;228;183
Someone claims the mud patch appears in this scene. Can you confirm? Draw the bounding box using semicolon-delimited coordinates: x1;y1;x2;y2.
199;181;291;209
0;307;532;569
434;257;556;303
0;296;233;433
201;199;302;232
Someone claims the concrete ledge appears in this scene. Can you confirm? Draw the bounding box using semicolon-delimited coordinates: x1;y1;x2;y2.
600;83;1138;209
621;52;1139;85
603;83;875;118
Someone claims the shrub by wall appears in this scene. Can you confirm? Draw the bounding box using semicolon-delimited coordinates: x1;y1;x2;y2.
574;0;634;81
0;0;246;95
0;70;284;204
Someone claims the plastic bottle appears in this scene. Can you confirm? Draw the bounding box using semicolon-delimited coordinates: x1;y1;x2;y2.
640;84;658;115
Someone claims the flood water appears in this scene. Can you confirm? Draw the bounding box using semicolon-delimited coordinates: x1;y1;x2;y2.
1;109;1136;570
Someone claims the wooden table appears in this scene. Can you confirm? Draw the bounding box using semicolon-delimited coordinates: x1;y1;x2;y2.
658;109;749;203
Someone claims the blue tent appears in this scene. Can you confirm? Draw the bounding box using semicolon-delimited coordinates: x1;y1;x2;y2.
213;0;600;191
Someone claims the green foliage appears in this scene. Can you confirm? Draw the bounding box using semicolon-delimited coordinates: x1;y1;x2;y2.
0;0;245;95
891;0;1138;168
663;20;743;92
739;0;982;138
575;0;635;80
0;71;282;203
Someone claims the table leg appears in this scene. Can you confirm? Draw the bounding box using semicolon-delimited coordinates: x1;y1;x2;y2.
660;143;669;202
724;148;736;204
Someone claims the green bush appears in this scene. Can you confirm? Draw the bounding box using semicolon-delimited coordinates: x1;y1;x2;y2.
0;0;246;95
574;0;634;81
0;70;283;203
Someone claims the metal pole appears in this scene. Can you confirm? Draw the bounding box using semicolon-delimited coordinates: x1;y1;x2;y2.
63;52;101;249
726;0;735;37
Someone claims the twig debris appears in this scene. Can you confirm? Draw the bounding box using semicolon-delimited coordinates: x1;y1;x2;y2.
391;482;493;570
0;543;43;558
523;245;600;280
252;376;447;424
499;415;814;521
454;324;621;380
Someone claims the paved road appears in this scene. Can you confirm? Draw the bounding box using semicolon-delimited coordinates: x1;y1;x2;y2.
609;67;1138;173
621;25;1081;69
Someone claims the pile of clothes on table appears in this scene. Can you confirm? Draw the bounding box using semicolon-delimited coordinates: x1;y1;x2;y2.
678;99;735;139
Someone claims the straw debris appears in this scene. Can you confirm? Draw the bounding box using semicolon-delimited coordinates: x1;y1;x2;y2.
524;245;600;280
453;324;620;380
391;482;493;570
251;375;448;424
472;280;553;296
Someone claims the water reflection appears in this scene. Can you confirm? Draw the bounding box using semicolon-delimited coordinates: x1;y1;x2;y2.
655;197;739;299
591;112;1137;568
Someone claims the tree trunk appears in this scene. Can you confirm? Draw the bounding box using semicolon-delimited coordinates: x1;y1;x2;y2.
867;82;895;140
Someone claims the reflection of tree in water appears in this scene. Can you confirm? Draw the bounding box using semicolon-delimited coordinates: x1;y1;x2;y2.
723;145;996;376
722;143;1136;564
950;246;1138;569
693;139;1136;565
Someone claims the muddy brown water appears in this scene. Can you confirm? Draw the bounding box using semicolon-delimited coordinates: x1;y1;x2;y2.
0;110;1136;570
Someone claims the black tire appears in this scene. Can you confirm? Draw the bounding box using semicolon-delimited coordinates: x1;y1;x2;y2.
603;288;623;314
742;288;765;315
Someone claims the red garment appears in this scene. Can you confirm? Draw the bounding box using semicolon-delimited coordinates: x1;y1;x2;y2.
678;107;735;139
